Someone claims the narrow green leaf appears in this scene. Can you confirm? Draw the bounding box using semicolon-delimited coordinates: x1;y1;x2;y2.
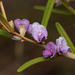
17;57;51;72
41;0;55;28
61;0;75;15
0;13;14;33
0;29;12;38
34;6;45;11
55;22;75;54
34;6;71;15
52;8;71;15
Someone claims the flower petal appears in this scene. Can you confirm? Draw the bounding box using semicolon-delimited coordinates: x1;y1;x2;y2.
56;39;60;53
55;0;61;4
59;37;67;46
56;37;67;53
39;33;45;42
32;26;39;42
45;42;56;58
60;46;70;54
27;22;39;35
27;24;33;35
14;19;21;30
38;25;48;39
32;22;40;28
21;19;29;30
43;50;52;58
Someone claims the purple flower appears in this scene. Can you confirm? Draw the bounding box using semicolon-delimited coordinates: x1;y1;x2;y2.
14;19;30;36
27;22;40;35
27;22;48;42
14;19;29;31
56;37;70;54
43;42;56;58
29;22;48;42
55;0;61;4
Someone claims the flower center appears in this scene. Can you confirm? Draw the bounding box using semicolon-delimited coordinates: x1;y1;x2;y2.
50;50;52;53
60;46;62;48
39;33;41;36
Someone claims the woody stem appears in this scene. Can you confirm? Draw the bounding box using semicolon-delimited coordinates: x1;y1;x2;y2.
12;31;46;48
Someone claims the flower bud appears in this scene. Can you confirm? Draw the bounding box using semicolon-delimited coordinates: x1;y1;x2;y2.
12;35;21;40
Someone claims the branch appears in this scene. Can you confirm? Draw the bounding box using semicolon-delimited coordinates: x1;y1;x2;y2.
12;32;46;48
12;31;75;60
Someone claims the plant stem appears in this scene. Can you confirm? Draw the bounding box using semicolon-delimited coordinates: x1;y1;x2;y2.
12;32;75;60
12;32;45;48
62;52;75;59
0;1;7;20
61;0;75;15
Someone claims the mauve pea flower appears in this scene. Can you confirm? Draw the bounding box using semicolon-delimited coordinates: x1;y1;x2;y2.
43;42;56;58
30;23;48;42
27;22;40;35
56;37;70;54
55;0;61;4
14;19;29;36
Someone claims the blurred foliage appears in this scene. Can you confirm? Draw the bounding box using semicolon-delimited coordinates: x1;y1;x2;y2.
34;6;71;15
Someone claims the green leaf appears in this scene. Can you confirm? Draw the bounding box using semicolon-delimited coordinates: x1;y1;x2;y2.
55;22;75;54
52;8;71;15
34;6;45;11
17;57;51;72
0;29;12;38
61;0;75;15
41;0;55;28
34;6;71;15
0;13;14;33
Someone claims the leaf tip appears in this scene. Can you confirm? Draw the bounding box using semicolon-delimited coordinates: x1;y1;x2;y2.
17;69;21;72
55;22;59;24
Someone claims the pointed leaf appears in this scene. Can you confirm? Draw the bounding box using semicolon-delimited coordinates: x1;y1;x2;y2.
17;57;51;72
55;22;75;54
0;13;14;33
34;6;71;15
41;0;55;28
0;29;12;38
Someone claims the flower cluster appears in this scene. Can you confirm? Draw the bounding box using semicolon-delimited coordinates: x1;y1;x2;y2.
43;37;71;58
14;19;70;59
14;19;48;42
